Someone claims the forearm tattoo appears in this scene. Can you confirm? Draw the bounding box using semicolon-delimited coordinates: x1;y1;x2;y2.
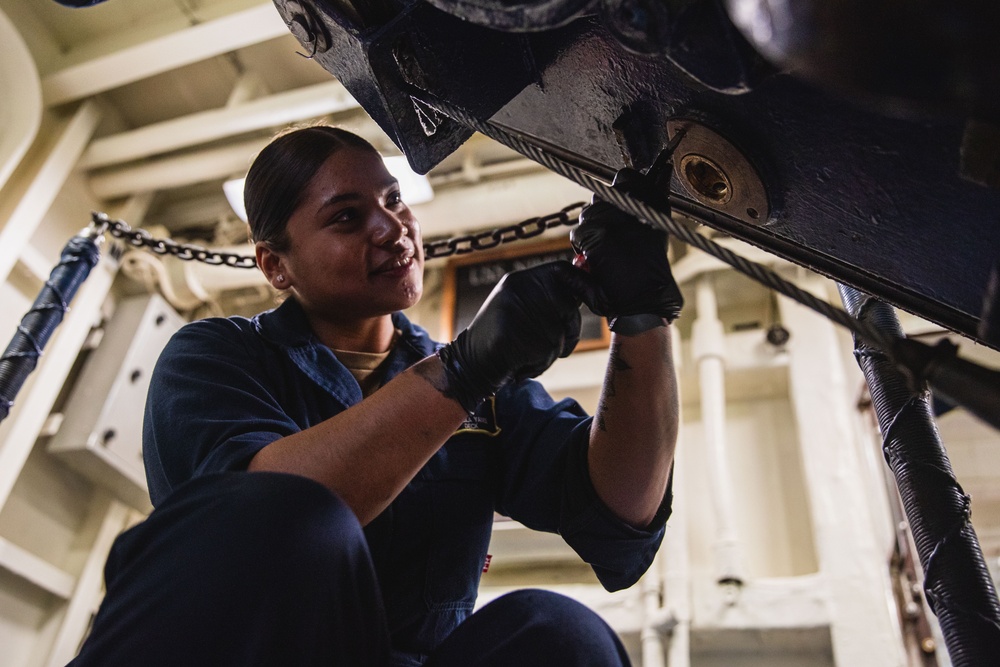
596;343;632;432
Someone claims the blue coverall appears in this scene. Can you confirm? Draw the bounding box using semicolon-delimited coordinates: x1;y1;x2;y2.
70;298;672;666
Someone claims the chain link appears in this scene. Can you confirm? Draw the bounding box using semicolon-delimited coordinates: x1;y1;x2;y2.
422;202;584;259
91;202;586;268
92;212;259;268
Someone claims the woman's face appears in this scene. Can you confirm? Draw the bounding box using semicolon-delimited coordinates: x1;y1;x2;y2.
258;146;424;322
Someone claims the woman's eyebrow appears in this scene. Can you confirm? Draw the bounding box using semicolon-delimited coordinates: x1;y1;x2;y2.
318;178;400;210
318;192;360;211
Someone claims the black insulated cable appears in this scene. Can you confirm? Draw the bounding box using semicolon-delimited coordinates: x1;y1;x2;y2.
0;230;101;424
839;284;1000;666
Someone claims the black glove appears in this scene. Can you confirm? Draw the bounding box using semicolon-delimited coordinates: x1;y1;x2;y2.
571;199;683;329
438;261;591;412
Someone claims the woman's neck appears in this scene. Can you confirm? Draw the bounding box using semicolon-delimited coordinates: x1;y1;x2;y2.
307;313;397;353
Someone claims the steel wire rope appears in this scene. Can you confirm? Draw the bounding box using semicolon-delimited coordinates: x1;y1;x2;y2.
416;94;897;354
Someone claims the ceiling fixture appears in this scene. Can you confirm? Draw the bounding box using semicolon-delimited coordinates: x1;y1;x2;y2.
222;176;248;222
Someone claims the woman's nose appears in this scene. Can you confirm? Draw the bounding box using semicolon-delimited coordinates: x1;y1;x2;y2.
372;209;407;247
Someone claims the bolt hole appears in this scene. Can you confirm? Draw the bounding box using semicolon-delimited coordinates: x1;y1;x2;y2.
101;429;116;447
766;324;791;348
747;207;759;220
130;369;142;384
681;155;731;204
155;314;165;326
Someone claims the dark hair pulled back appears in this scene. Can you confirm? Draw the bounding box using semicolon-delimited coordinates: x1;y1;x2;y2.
244;126;378;251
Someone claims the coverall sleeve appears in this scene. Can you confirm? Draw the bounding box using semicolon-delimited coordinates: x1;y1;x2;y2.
494;379;673;592
142;319;301;506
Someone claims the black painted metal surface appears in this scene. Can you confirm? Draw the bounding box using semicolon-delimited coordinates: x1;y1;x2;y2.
276;0;1000;346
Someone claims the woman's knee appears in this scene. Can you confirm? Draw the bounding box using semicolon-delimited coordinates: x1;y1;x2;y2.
496;588;611;628
213;472;366;566
75;473;385;666
137;472;368;580
475;589;631;665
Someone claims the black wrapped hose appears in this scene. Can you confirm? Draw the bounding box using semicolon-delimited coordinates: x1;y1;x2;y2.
838;284;1000;665
0;230;101;423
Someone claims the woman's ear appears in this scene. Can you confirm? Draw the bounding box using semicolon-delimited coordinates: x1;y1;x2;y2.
256;242;289;290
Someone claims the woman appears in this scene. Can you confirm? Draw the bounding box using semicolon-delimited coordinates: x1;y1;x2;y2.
70;126;682;666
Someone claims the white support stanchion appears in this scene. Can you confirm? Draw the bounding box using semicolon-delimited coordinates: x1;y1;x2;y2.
662;325;691;667
778;281;908;667
640;553;666;667
692;276;745;590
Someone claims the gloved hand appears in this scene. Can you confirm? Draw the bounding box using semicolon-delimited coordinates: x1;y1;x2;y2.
571;197;683;329
438;261;591;412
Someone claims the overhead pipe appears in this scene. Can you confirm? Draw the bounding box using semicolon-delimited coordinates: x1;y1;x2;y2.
838;285;1000;665
692;275;745;591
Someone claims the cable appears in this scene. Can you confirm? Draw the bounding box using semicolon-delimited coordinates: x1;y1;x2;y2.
418;96;898;354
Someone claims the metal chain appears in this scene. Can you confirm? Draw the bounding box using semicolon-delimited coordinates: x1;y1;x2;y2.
422;202;584;258
90;202;585;267
91;212;259;268
416;94;899;353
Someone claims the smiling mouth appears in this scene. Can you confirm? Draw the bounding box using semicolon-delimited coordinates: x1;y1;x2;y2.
373;254;415;274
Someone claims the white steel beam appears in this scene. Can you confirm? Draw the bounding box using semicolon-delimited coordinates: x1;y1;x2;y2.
226;71;270;108
45;496;132;667
414;171;592;238
88;137;272;199
0;100;102;285
79;81;359;169
0;535;76;599
14;245;52;288
42;3;288;106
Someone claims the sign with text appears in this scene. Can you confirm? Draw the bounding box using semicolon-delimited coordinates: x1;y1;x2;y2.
441;237;610;352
